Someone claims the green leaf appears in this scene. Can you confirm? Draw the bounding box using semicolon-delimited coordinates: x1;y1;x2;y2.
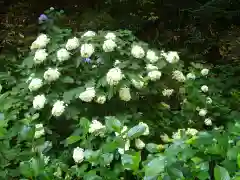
214;165;230;180
145;156;165;177
100;153;114;166
146;143;160;153
61;76;74;83
105;116;122;133
66;136;81;145
127;124;146;139
167;167;184;178
20;162;33;178
121;151;141;171
237;153;240;168
23;56;34;68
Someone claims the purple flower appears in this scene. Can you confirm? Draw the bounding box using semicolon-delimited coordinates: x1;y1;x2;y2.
84;58;91;63
38;14;48;23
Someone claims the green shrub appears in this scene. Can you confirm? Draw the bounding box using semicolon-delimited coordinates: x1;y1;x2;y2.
0;9;239;180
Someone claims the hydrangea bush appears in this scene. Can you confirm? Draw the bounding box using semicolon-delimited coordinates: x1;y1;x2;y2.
0;8;239;180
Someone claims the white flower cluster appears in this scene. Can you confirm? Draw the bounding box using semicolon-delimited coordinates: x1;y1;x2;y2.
172;128;198;140
201;85;208;93
33;94;46;110
139;122;149;136
186;73;196;80
119;87;131;101
131;45;145;58
65;37;79;51
81;44;94;58
103;39;117;52
51;100;66;117
131;76;144;89
31;34;50;50
73;147;84;163
172;70;186;82
146;64;158;71
34;49;48;64
105;32;116;40
115;126;128;138
135;138;145;150
29;78;43;91
162;89;174;97
79;87;96;102
199;108;207;117
57;48;70;62
95;95;106;104
146;64;162;81
44;68;60;82
82;31;96;37
89;120;105;136
204;118;212;126
162;51;179;64
106;67;123;85
146;50;159;63
34;124;45;138
201;68;209;76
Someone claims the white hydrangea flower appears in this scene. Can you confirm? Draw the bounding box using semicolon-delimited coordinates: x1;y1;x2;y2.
105;32;116;40
79;87;96;102
204;118;212;126
102;39;117;52
135;138;145;150
115;126;128;138
146;64;158;71
148;70;162;81
160;134;170;142
73;147;84;163
89;120;105;133
201;85;208;93
34;49;48;64
80;44;94;58
82;31;96;37
65;37;79;51
162;51;179;63
201;68;209;76
199;109;207;117
119;87;131;101
172;70;186;82
51;100;66;117
172;131;181;139
146;50;159;63
131;45;145;58
162;89;174;97
57;48;70;62
131;76;144;89
206;97;212;104
44;68;60;82
95;95;106;104
186;73;196;80
33;94;46;110
31;34;50;50
34;124;45;139
139;122;149;136
106;67;123;86
28;78;43;91
118;140;130;155
186;128;198;136
114;60;121;66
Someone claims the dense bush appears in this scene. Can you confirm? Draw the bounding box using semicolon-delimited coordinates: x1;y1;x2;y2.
0;9;239;180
